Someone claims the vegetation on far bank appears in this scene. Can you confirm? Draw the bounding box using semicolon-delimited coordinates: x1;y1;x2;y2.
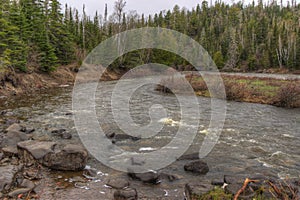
157;73;300;108
1;0;300;76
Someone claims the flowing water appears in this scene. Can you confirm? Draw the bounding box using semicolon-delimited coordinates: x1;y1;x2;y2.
0;79;299;199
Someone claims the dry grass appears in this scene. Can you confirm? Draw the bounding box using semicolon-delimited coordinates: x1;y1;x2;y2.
157;73;300;108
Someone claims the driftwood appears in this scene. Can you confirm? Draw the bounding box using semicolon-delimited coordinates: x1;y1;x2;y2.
233;178;259;200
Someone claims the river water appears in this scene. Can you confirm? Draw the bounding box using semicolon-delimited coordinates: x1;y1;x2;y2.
0;79;299;199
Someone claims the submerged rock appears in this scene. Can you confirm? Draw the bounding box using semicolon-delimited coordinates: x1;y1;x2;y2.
18;141;88;171
184;160;209;175
114;188;138;200
128;171;160;184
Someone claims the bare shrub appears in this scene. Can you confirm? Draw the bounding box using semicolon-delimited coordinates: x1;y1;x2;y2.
224;81;248;101
273;83;300;108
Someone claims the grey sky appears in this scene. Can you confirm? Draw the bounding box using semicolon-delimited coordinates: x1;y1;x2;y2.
60;0;203;16
60;0;225;15
60;0;298;17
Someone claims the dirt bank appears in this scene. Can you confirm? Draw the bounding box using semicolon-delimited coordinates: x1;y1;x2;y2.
0;65;123;99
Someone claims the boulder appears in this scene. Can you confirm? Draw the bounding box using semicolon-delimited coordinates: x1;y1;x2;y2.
107;178;130;189
114;188;138;200
18;141;88;171
184;160;209;175
128;171;160;184
184;183;213;200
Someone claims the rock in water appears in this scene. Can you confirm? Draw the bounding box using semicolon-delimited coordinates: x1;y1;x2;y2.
17;141;88;171
114;188;138;200
128;171;160;184
184;160;209;175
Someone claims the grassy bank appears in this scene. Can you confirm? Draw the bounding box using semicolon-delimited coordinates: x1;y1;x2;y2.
157;73;300;108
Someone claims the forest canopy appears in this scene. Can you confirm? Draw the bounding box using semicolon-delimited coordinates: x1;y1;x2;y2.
0;0;299;73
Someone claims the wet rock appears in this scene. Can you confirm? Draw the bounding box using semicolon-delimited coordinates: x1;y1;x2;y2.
184;183;213;200
177;153;199;160
225;184;256;199
18;141;88;171
128;171;160;184
224;175;248;184
211;178;225;186
106;132;116;139
1;124;29;148
51;129;66;135
184;160;209;175
107;178;130;189
0;165;21;192
114;188;138;200
159;173;180;182
8;188;31;197
2;146;18;157
114;134;140;141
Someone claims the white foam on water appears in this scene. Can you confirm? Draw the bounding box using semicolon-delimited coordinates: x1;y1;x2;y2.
139;147;158;151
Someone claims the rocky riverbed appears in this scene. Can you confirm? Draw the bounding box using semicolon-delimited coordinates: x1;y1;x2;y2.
0;80;299;199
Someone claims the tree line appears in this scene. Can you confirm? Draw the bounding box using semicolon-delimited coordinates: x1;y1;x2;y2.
0;0;299;73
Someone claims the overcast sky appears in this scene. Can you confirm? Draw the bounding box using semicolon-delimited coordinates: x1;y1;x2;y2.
59;0;246;17
60;0;204;17
60;0;298;17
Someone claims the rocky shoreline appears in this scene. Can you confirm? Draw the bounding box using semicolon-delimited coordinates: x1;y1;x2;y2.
1;122;299;199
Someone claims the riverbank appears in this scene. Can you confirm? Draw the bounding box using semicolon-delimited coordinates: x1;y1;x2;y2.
0;65;124;100
157;72;300;108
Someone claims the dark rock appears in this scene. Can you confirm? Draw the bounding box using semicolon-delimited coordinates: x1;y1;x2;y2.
225;183;241;195
184;183;213;200
8;188;31;197
0;165;21;192
177;153;199;160
106;132;116;139
225;184;256;199
84;168;98;178
2;146;18;157
65;112;73;116
114;188;138;200
128;171;160;184
224;175;248;184
0;152;3;160
114;134;140;141
18;141;88;171
184;160;209;175
51;129;66;135
107;178;129;189
211;178;224;186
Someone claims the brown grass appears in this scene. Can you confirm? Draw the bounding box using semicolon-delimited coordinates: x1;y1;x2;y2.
158;73;300;108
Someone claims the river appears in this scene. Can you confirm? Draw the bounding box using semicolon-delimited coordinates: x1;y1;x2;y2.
0;78;299;199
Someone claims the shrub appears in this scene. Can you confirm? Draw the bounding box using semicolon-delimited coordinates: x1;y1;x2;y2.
273;83;300;108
